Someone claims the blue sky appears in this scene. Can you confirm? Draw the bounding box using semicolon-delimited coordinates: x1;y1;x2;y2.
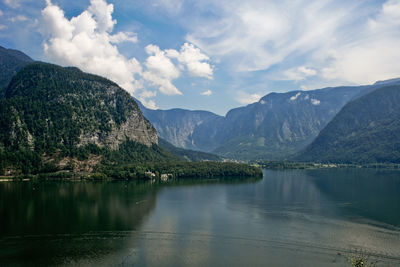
1;0;400;115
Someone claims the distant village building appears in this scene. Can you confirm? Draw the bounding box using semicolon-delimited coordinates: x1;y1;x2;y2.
145;171;156;179
160;173;173;181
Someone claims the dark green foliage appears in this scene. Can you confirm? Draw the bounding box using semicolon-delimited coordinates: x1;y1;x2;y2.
298;85;400;163
0;45;33;96
101;161;263;180
148;162;263;178
60;141;260;180
158;138;221;161
257;161;319;170
0;149;42;174
2;63;135;147
104;139;180;164
0;62;133;156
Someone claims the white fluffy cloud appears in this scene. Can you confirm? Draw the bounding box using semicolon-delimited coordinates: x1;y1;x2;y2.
145;42;213;79
143;44;182;95
139;90;158;109
42;0;141;94
41;0;213;109
201;89;212;96
145;44;180;80
171;43;213;79
236;91;261;105
87;0;116;33
142;43;213;96
284;66;317;81
109;32;138;44
142;71;182;95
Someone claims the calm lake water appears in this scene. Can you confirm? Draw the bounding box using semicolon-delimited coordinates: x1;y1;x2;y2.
1;169;400;266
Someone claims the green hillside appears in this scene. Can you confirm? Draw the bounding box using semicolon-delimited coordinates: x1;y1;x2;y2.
298;85;400;163
0;62;168;174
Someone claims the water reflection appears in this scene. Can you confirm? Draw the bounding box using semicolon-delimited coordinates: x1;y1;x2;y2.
0;181;160;265
0;177;260;266
132;170;400;266
308;169;400;227
0;181;160;236
0;171;399;266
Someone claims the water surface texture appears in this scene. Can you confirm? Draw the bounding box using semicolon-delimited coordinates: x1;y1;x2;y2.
1;169;400;266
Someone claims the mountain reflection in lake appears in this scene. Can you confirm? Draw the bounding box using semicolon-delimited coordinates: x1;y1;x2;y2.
0;170;399;266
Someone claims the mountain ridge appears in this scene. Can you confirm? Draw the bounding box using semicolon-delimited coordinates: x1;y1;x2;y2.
0;45;33;95
297;85;400;163
139;80;400;160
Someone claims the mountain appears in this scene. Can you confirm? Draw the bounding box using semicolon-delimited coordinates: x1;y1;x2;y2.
0;61;261;178
138;80;400;160
0;45;33;95
297;85;400;164
0;62;166;174
193;83;400;160
137;101;222;150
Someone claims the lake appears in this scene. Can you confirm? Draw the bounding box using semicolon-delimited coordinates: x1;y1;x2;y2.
1;169;400;266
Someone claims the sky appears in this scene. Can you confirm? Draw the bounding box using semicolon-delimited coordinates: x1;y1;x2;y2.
1;0;400;115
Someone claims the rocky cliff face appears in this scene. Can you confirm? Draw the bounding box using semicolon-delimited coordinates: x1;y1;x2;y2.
0;62;157;153
72;83;158;149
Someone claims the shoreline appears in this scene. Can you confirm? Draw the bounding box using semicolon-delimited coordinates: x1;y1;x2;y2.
255;161;400;170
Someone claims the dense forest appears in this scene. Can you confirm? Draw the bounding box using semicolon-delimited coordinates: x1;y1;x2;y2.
100;161;263;180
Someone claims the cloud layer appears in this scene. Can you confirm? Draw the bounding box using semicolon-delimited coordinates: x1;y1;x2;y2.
322;0;400;84
182;0;400;86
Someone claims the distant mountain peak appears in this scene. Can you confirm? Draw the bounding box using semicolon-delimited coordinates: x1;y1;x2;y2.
0;45;34;94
